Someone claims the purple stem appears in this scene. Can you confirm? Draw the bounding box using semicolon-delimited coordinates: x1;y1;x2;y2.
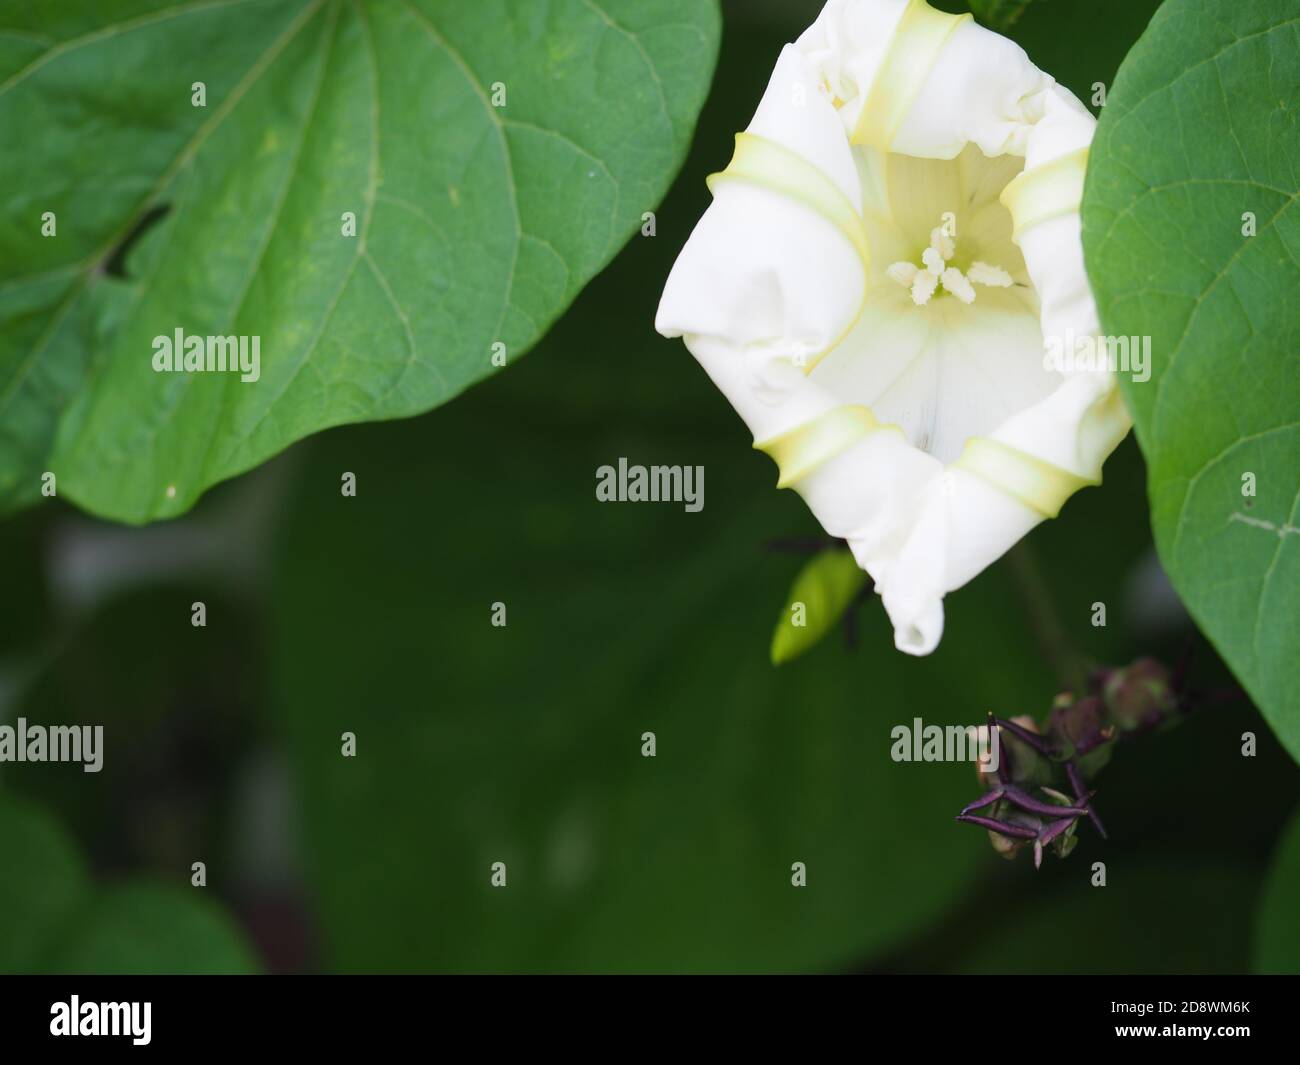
990;713;1058;758
1065;760;1107;839
985;713;1015;783
955;813;1037;841
960;788;1005;816
1003;783;1089;819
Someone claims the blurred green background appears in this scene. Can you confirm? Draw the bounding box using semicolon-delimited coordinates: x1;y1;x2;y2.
2;0;1297;974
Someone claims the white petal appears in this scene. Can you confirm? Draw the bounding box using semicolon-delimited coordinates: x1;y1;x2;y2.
656;183;865;360
986;369;1130;483
795;0;912;115
876;470;1043;655
1004;86;1104;345
798;3;1057;162
680;332;840;451
796;423;942;571
1013;209;1100;353
656;46;867;364
812;285;1051;465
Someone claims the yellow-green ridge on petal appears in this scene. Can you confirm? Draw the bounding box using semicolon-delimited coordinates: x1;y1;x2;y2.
707;131;871;274
999;146;1090;241
707;132;871;373
852;0;972;150
952;436;1098;519
755;405;896;489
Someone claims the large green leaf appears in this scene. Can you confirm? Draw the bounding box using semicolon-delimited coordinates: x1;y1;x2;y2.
0;0;719;523
1082;0;1300;761
1254;803;1300;973
0;793;257;973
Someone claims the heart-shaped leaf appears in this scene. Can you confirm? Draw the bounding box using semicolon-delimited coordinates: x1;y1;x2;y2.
0;0;719;522
1082;0;1300;762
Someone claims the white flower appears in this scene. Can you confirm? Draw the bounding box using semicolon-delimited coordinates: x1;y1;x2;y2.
656;0;1132;655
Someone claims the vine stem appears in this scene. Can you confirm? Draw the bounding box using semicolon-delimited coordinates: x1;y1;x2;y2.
1005;540;1089;696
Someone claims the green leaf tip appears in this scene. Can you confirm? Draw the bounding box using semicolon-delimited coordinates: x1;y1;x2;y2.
769;548;868;665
